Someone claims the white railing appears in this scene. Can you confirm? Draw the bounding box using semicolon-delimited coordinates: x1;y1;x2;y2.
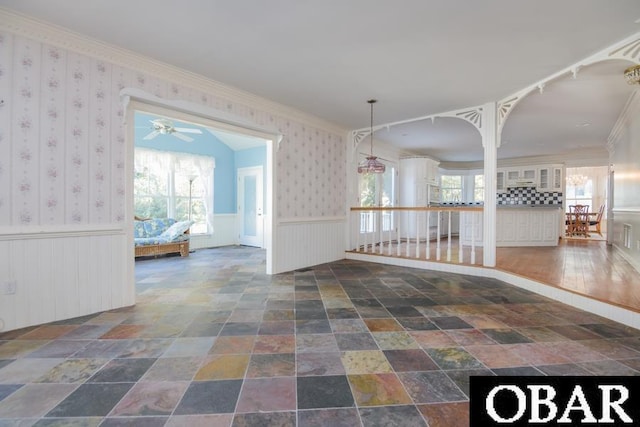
350;206;483;265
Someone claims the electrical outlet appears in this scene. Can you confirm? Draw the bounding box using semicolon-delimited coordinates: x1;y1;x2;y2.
4;280;16;295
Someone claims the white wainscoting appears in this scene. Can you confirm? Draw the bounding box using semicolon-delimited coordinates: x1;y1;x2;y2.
273;217;346;274
611;208;640;275
189;214;239;250
0;226;133;332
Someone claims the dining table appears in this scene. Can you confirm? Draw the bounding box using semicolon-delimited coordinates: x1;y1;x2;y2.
565;210;594;237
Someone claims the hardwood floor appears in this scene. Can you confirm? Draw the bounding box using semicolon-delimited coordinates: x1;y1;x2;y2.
496;238;640;313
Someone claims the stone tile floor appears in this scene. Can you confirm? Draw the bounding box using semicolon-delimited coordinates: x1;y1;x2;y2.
1;245;640;426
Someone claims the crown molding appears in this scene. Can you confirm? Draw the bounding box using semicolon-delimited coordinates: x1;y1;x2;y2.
608;90;640;153
0;7;347;136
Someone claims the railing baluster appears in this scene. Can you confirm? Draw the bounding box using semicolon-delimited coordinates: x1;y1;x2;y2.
356;211;360;252
471;211;476;265
365;211;370;253
379;210;384;255
405;211;410;258
350;206;482;266
388;211;393;256
415;210;420;258
436;210;441;261
426;210;431;260
397;212;401;256
447;210;452;262
458;210;464;263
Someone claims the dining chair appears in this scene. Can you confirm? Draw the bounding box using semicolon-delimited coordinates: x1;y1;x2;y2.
567;204;589;237
588;204;605;236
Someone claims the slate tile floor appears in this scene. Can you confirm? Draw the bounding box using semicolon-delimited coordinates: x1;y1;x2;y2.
1;245;640;426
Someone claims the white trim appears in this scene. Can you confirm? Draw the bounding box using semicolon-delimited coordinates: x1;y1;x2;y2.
278;216;346;225
237;166;264;248
498;33;640;134
0;225;124;240
121;88;283;145
608;91;640;151
346;252;640;329
612;208;640;213
0;8;347;136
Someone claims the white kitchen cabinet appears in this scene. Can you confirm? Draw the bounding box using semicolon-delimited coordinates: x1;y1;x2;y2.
551;166;563;192
461;207;561;246
537;164;564;191
538;167;550;190
496;171;506;193
506;169;520;185
504;167;537;187
399;157;441;206
497;164;564;192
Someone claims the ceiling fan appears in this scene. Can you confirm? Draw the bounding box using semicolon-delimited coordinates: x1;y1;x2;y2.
143;118;203;142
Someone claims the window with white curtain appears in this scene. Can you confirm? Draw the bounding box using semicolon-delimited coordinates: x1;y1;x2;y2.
134;148;215;234
565;166;608;215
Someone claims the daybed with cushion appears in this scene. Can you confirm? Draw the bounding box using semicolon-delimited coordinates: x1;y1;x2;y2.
134;217;193;258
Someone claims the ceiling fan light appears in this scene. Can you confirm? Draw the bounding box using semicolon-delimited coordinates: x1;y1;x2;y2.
623;64;640;85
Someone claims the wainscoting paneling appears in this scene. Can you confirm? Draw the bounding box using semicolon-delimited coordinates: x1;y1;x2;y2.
0;229;132;332
274;218;346;274
189;214;238;250
612;209;640;274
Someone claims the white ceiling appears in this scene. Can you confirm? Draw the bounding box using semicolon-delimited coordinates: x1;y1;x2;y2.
2;1;640;163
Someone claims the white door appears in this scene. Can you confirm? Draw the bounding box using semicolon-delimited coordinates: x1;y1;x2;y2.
238;166;264;247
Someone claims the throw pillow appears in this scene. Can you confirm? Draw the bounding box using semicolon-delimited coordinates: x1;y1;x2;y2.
160;220;194;241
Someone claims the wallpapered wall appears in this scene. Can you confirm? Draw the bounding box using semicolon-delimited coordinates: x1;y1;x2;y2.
0;31;346;227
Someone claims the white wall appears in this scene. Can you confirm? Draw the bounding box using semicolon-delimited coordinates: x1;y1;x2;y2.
609;91;640;272
0;12;348;331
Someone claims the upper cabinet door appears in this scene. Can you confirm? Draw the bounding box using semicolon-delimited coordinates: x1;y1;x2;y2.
538;167;550;190
506;169;520;185
496;171;506;192
522;168;536;183
552;167;563;192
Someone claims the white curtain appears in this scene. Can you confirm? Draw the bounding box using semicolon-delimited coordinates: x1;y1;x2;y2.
135;147;215;231
174;152;215;232
566;166;608;217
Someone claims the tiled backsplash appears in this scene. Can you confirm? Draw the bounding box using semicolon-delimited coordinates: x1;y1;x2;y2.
497;187;563;205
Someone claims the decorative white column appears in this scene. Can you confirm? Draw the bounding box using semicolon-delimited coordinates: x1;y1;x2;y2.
482;102;498;267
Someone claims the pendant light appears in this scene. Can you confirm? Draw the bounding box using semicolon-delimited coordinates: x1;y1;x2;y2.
357;99;386;174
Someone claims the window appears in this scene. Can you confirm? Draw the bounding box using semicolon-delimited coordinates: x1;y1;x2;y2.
564;166;608;217
358;157;396;233
565;176;593;212
134;148;215;234
440;175;463;203
473;174;484;203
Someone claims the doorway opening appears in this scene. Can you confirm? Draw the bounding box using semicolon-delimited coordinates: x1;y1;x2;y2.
123;91;279;279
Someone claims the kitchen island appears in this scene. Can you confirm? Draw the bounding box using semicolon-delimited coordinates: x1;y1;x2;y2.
460;205;562;247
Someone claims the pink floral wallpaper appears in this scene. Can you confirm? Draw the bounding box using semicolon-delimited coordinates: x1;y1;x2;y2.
0;31;346;226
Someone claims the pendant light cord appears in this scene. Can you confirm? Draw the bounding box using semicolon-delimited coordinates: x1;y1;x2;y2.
368;99;377;156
